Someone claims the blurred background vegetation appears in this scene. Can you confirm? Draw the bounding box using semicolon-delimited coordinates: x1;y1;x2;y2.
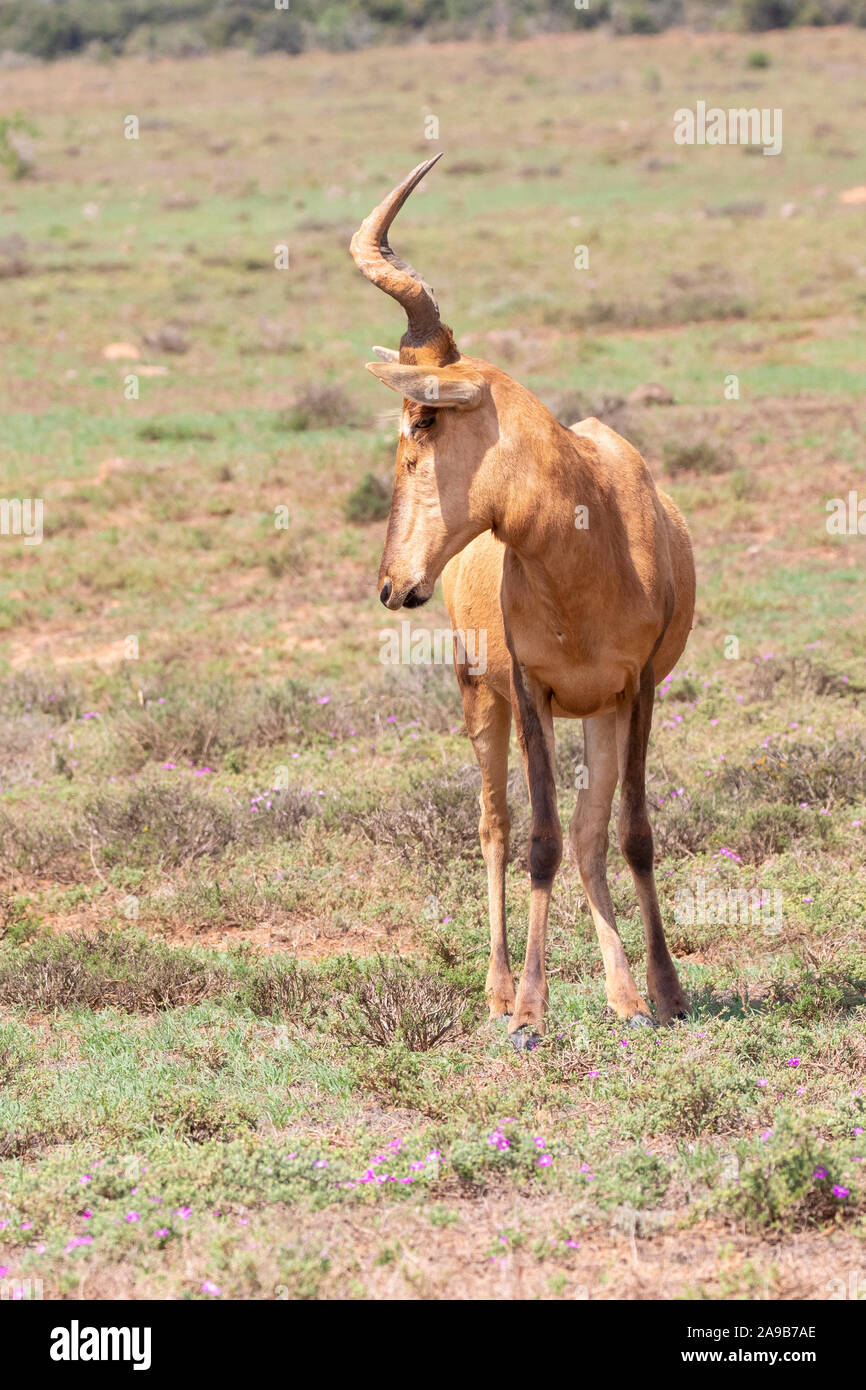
1;0;866;63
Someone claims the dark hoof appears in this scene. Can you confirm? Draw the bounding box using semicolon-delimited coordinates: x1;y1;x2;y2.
629;1012;655;1029
509;1025;542;1052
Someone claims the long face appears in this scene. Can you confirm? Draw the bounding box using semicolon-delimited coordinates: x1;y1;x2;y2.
377;388;498;611
348;157;498;608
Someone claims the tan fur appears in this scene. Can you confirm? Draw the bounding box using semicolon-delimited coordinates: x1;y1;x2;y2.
352;163;696;1044
441;405;695;716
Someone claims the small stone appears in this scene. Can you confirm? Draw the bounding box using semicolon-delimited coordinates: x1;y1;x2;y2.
102;342;140;361
628;382;674;407
143;324;189;354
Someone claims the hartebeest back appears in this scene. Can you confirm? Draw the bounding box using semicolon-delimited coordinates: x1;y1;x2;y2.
350;156;696;1047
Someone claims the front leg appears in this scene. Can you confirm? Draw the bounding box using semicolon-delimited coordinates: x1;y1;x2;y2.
457;669;515;1020
508;658;562;1049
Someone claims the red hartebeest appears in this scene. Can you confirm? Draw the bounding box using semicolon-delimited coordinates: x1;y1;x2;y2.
350;156;696;1048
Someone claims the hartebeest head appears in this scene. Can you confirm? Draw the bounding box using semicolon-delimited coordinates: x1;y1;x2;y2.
351;156;510;611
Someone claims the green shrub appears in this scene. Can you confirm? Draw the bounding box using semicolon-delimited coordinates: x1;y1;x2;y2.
344;472;390;524
738;0;799;29
722;1116;856;1227
663;438;735;475
0;114;36;181
251;13;306;55
275;383;356;431
0;0;856;63
603;1147;671;1208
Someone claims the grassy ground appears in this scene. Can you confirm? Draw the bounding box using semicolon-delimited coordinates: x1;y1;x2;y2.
0;27;864;1300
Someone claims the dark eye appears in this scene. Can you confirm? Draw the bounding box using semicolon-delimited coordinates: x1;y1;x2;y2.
416;415;436;432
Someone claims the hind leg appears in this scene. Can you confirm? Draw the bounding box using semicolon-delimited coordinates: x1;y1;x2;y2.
458;672;514;1019
569;712;652;1023
508;664;562;1045
616;662;688;1024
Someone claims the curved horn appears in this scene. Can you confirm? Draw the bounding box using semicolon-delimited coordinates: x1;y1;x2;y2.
350;155;447;351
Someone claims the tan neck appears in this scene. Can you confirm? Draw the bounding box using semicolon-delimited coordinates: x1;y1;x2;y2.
484;390;606;579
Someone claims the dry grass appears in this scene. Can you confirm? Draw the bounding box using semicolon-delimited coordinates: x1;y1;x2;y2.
0;932;229;1012
0;29;864;1302
36;1197;866;1301
334;957;475;1050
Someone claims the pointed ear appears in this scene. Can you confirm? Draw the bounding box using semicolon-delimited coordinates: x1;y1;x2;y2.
371;345;399;362
364;361;485;409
